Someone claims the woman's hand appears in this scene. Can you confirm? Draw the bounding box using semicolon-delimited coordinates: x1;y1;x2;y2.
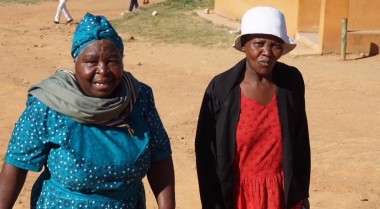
147;157;175;209
0;163;28;209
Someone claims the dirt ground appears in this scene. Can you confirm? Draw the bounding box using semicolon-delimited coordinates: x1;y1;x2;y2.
0;0;379;208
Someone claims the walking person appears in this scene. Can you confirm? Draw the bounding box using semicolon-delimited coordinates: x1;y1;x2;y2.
0;12;175;209
128;0;139;13
195;6;311;209
54;0;73;24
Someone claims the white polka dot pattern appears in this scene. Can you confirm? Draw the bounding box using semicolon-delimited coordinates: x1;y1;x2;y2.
5;83;171;208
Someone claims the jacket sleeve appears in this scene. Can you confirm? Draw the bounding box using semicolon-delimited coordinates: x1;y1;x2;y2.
195;82;226;209
293;72;311;200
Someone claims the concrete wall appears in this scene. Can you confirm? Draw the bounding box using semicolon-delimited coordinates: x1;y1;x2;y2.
347;32;380;55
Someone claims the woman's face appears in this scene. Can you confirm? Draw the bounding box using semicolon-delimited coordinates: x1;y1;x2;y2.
75;40;124;98
242;34;284;76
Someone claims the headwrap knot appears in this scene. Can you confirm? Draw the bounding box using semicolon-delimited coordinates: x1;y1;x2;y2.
93;26;101;40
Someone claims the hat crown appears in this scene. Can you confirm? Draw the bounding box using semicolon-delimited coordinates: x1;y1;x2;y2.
233;6;296;55
241;6;287;42
241;6;289;43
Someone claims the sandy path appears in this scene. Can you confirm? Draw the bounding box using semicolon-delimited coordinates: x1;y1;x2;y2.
0;0;379;208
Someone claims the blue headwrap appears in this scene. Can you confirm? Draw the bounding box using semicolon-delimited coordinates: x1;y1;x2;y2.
71;13;124;59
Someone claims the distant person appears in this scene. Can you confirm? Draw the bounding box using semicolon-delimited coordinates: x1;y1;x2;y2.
54;0;73;24
128;0;139;13
195;6;311;209
0;13;175;209
143;0;149;4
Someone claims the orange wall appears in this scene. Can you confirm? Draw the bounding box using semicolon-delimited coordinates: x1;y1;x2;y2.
214;0;299;38
318;0;349;53
215;0;380;54
347;32;380;55
348;0;380;31
298;0;321;32
345;0;380;54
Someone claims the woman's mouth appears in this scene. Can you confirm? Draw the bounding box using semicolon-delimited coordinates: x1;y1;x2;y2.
259;60;272;66
94;82;111;86
93;81;112;90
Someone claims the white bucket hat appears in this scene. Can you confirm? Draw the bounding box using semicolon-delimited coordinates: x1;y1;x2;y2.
233;6;296;55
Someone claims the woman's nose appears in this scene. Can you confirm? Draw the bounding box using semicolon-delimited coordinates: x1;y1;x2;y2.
96;62;109;74
262;44;274;56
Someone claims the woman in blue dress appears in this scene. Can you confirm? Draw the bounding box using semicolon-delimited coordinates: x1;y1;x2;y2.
0;13;175;209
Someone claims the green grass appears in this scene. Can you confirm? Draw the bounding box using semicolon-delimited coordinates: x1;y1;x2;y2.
0;0;238;48
111;0;237;48
0;0;48;5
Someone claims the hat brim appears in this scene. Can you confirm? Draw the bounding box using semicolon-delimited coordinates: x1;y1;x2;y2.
233;34;296;55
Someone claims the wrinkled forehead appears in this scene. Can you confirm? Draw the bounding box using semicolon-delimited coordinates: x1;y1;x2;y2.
74;40;123;62
82;40;122;52
242;33;285;45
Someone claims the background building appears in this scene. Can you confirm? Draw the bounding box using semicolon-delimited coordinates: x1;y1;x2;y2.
214;0;380;55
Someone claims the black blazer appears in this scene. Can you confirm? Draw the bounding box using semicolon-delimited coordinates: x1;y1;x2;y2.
195;58;310;209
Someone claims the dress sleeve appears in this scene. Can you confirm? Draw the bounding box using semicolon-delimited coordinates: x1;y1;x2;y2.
5;96;52;172
141;84;172;162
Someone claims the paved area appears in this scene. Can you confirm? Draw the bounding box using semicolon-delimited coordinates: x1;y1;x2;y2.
196;9;240;31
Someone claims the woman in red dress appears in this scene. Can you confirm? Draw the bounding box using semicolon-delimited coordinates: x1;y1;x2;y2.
195;6;310;209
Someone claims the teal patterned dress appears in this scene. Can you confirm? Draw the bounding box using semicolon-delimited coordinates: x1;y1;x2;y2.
5;83;171;209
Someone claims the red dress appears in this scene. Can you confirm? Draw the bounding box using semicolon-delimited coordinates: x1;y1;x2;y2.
233;92;301;209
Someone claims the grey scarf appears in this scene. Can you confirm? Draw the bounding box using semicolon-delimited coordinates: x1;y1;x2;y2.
28;69;140;128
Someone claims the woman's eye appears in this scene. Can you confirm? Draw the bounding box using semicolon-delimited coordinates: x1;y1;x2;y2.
86;60;98;66
272;44;283;50
108;60;120;65
253;42;265;47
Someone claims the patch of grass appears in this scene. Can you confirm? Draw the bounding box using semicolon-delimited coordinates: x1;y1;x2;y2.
0;0;48;5
160;0;213;10
112;0;236;48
